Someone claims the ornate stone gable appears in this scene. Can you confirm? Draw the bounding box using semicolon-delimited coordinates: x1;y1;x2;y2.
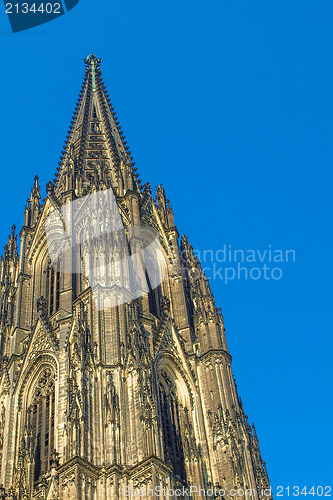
29;329;52;361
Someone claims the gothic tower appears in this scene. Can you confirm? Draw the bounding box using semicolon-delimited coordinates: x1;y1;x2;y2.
0;55;271;499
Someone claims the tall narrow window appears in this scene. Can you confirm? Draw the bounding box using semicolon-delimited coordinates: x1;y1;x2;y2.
49;267;54;314
146;271;161;317
47;263;60;315
55;269;60;311
73;245;83;298
28;369;56;483
46;266;50;312
144;249;163;317
159;373;186;481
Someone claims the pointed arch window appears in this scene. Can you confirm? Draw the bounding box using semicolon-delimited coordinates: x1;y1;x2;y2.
158;371;186;480
145;249;163;317
146;270;161;317
27;369;56;483
46;262;60;315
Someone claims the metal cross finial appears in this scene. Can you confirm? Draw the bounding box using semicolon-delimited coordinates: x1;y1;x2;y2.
84;54;101;91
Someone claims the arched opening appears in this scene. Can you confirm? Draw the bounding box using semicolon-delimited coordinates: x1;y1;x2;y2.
143;238;165;318
27;369;56;483
146;270;162;317
158;370;186;481
46;262;60;316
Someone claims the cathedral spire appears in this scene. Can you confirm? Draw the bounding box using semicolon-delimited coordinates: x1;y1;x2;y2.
22;176;41;228
0;56;271;499
54;54;139;197
5;225;17;260
0;225;18;286
30;175;40;226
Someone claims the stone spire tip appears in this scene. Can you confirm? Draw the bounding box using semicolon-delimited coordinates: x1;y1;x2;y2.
84;54;101;69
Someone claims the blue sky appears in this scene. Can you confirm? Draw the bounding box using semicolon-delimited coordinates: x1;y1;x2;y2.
0;0;332;494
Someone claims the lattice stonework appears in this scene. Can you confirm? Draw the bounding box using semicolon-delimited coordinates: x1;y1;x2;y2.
30;330;52;360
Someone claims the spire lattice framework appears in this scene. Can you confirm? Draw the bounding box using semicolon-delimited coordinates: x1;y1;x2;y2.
0;55;271;500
